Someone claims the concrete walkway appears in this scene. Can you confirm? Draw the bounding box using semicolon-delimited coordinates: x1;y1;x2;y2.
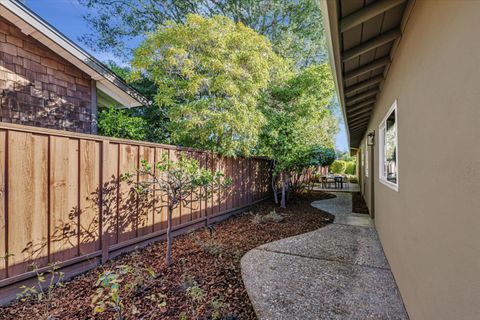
241;192;408;320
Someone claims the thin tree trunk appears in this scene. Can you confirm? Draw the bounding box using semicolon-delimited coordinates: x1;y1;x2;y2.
272;175;278;204
166;206;173;267
280;172;286;208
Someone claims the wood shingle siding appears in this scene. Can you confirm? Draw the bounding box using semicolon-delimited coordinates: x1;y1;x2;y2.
0;17;93;133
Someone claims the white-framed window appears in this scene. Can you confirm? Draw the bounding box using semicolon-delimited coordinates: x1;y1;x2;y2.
365;140;369;177
379;100;399;191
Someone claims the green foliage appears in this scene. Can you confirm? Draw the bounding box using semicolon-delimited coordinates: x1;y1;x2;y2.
258;64;336;172
193;235;224;258
330;160;347;174
210;297;229;320
79;0;326;67
348;175;358;184
131;15;287;156
98;107;147;141
91;262;157;319
185;282;205;318
17;262;65;319
345;161;356;175
133;154;231;209
125;153;231;266
106;61;170;143
257;63;337;206
318;146;336;167
91;266;130;319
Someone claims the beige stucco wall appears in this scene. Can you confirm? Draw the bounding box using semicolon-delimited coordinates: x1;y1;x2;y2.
359;2;480;320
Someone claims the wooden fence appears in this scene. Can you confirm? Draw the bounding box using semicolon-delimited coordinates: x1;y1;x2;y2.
0;123;271;297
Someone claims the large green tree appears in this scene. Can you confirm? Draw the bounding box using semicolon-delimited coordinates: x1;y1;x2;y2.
130;14;287;156
79;0;326;67
258;64;337;207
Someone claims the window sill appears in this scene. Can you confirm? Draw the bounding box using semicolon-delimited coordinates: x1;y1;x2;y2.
379;178;399;192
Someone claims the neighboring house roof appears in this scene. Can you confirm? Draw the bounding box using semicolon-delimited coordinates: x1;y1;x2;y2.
0;0;149;108
320;0;414;148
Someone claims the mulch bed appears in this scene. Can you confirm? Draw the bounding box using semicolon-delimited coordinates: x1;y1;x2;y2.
0;191;334;320
352;192;369;214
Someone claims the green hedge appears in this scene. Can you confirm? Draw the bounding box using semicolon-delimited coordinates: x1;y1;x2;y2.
345;161;356;175
330;160;346;174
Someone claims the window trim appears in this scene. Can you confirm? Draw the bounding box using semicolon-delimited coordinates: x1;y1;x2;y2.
378;100;399;192
365;140;369;178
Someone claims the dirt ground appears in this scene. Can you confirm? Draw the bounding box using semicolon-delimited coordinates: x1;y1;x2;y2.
0;191;334;320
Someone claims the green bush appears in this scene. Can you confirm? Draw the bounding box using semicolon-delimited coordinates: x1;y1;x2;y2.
345;161;356;175
348;175;358;183
98;107;147;141
330;160;346;174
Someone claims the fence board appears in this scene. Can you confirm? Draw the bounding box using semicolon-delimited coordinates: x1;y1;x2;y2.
8;132;49;276
117;144;139;243
79;140;101;255
0;131;6;280
153;147;165;232
138;146;155;236
50;137;79;262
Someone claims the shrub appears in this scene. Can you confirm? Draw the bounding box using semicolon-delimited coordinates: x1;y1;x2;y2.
348;175;358;183
345;161;356;175
98;107;147;141
330;160;346;174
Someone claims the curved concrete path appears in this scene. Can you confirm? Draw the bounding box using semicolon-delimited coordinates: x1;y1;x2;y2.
241;192;408;320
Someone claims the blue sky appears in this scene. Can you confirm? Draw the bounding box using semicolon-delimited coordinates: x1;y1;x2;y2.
24;0;349;151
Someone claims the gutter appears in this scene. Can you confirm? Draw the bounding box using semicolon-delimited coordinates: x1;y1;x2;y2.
320;0;350;148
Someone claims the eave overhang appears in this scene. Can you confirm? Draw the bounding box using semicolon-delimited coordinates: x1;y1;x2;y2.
0;0;149;108
321;0;414;148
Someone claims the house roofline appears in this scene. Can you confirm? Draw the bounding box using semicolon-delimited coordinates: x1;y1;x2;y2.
0;0;149;108
320;0;350;148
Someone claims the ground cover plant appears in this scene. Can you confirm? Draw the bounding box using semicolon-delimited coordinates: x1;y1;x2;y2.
0;191;334;320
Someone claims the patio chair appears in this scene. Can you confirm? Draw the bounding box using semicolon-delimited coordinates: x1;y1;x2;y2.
320;176;328;189
342;175;349;190
326;176;335;189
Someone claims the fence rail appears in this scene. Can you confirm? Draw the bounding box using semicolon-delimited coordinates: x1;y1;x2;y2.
0;123;271;291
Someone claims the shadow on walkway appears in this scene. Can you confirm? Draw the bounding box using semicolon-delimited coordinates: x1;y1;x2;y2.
241;192;409;320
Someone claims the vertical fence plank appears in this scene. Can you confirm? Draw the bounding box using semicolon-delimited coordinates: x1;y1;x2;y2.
101;140;110;263
138;146;155;236
153;148;166;232
0;130;6;280
8;132;49;276
117;144;138;243
79;139;101;255
49;137;79;263
168;149;181;226
179;150;191;225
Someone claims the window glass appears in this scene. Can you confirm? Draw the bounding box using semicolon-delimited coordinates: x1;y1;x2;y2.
385;111;397;183
379;100;398;190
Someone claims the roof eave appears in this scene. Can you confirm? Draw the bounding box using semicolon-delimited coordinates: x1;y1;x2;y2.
0;0;149;108
320;0;350;148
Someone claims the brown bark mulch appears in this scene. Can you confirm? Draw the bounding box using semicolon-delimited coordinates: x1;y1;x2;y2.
352;192;369;214
0;191;334;320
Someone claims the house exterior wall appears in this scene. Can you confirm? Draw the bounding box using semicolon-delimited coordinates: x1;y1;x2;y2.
359;2;480;320
0;17;93;133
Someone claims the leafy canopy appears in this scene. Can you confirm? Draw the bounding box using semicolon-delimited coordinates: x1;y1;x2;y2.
131;14;287;156
79;0;326;67
258;64;338;174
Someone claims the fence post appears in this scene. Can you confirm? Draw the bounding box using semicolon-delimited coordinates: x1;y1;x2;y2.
101;139;110;264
